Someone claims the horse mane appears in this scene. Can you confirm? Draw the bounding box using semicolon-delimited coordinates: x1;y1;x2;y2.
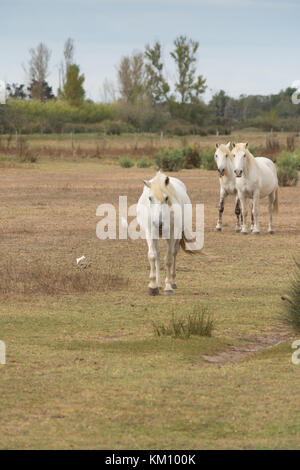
218;143;233;160
150;172;178;205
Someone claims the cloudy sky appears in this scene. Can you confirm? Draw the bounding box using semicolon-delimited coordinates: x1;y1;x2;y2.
1;0;299;101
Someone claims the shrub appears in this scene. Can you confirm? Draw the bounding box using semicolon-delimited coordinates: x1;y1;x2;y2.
201;148;216;170
282;259;300;331
154;149;184;172
182;146;201;169
277;151;299;186
137;157;152;168
153;305;214;339
119;157;134;168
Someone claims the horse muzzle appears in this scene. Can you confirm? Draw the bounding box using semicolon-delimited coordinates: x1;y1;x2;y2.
234;170;243;177
218;168;225;177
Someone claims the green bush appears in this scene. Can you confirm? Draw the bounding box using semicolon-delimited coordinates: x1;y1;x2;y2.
119;157;134;168
282;259;300;331
182;146;201;169
277;151;299;186
201;148;216;170
291;149;300;170
154;149;184;172
136;157;152;168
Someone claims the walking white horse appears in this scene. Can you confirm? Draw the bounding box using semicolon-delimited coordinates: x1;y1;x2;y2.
137;171;201;296
232;142;278;234
214;142;243;232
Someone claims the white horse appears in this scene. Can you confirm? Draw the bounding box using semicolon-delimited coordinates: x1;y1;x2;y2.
214;142;243;233
232;142;278;235
137;171;200;296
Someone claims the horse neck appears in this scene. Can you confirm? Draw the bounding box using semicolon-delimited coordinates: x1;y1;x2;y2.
244;151;256;178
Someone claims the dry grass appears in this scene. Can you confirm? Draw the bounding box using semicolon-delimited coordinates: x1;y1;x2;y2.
0;130;298;165
0;258;128;296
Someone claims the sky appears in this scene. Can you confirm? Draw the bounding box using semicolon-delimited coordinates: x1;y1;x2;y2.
1;0;299;102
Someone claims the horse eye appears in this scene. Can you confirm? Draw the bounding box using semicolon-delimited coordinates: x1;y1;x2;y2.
149;196;152;202
243;153;246;158
215;154;218;158
165;196;168;203
233;154;236;158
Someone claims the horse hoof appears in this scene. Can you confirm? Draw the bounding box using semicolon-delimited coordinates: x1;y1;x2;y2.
214;228;222;232
241;231;248;235
268;231;275;235
252;231;260;235
171;283;177;289
164;290;174;295
148;287;159;296
235;229;241;233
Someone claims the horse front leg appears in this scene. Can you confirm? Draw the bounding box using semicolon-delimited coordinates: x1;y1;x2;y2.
147;238;159;296
215;189;226;232
239;193;249;235
234;196;242;232
252;193;260;234
153;239;162;289
164;238;175;295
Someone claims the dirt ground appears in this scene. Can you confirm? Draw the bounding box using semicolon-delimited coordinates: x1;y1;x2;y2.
0;161;299;449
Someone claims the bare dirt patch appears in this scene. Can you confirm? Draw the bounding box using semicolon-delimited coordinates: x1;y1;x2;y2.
202;328;293;365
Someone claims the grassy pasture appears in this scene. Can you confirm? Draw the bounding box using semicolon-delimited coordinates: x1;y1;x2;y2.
0;136;300;449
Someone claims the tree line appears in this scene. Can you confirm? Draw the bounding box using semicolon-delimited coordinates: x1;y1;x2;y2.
3;37;300;135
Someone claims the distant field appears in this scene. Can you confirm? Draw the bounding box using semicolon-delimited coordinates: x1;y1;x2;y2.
0;148;300;449
0;129;299;165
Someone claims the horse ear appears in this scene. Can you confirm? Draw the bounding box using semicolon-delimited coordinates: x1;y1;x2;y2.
245;142;248;148
143;180;151;188
232;142;235;147
226;142;231;149
215;143;219;148
165;176;169;186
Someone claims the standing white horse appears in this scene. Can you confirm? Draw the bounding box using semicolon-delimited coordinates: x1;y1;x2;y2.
214;142;243;233
137;171;201;296
232;142;278;235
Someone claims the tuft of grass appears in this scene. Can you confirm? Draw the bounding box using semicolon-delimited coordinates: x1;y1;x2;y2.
153;305;214;339
282;258;300;331
119;156;134;168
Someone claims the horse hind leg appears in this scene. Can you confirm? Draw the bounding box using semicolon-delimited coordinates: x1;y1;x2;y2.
268;191;275;234
170;239;180;290
250;200;254;232
164;239;175;295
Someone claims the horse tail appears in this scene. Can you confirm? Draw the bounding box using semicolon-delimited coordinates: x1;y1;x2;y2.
180;231;204;255
273;188;279;214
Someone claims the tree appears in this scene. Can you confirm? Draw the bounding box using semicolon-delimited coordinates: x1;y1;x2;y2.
25;42;51;101
170;36;206;106
117;52;145;103
58;38;75;97
144;41;170;105
64;64;85;106
27;80;54;101
6;83;27;99
210;90;229;118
